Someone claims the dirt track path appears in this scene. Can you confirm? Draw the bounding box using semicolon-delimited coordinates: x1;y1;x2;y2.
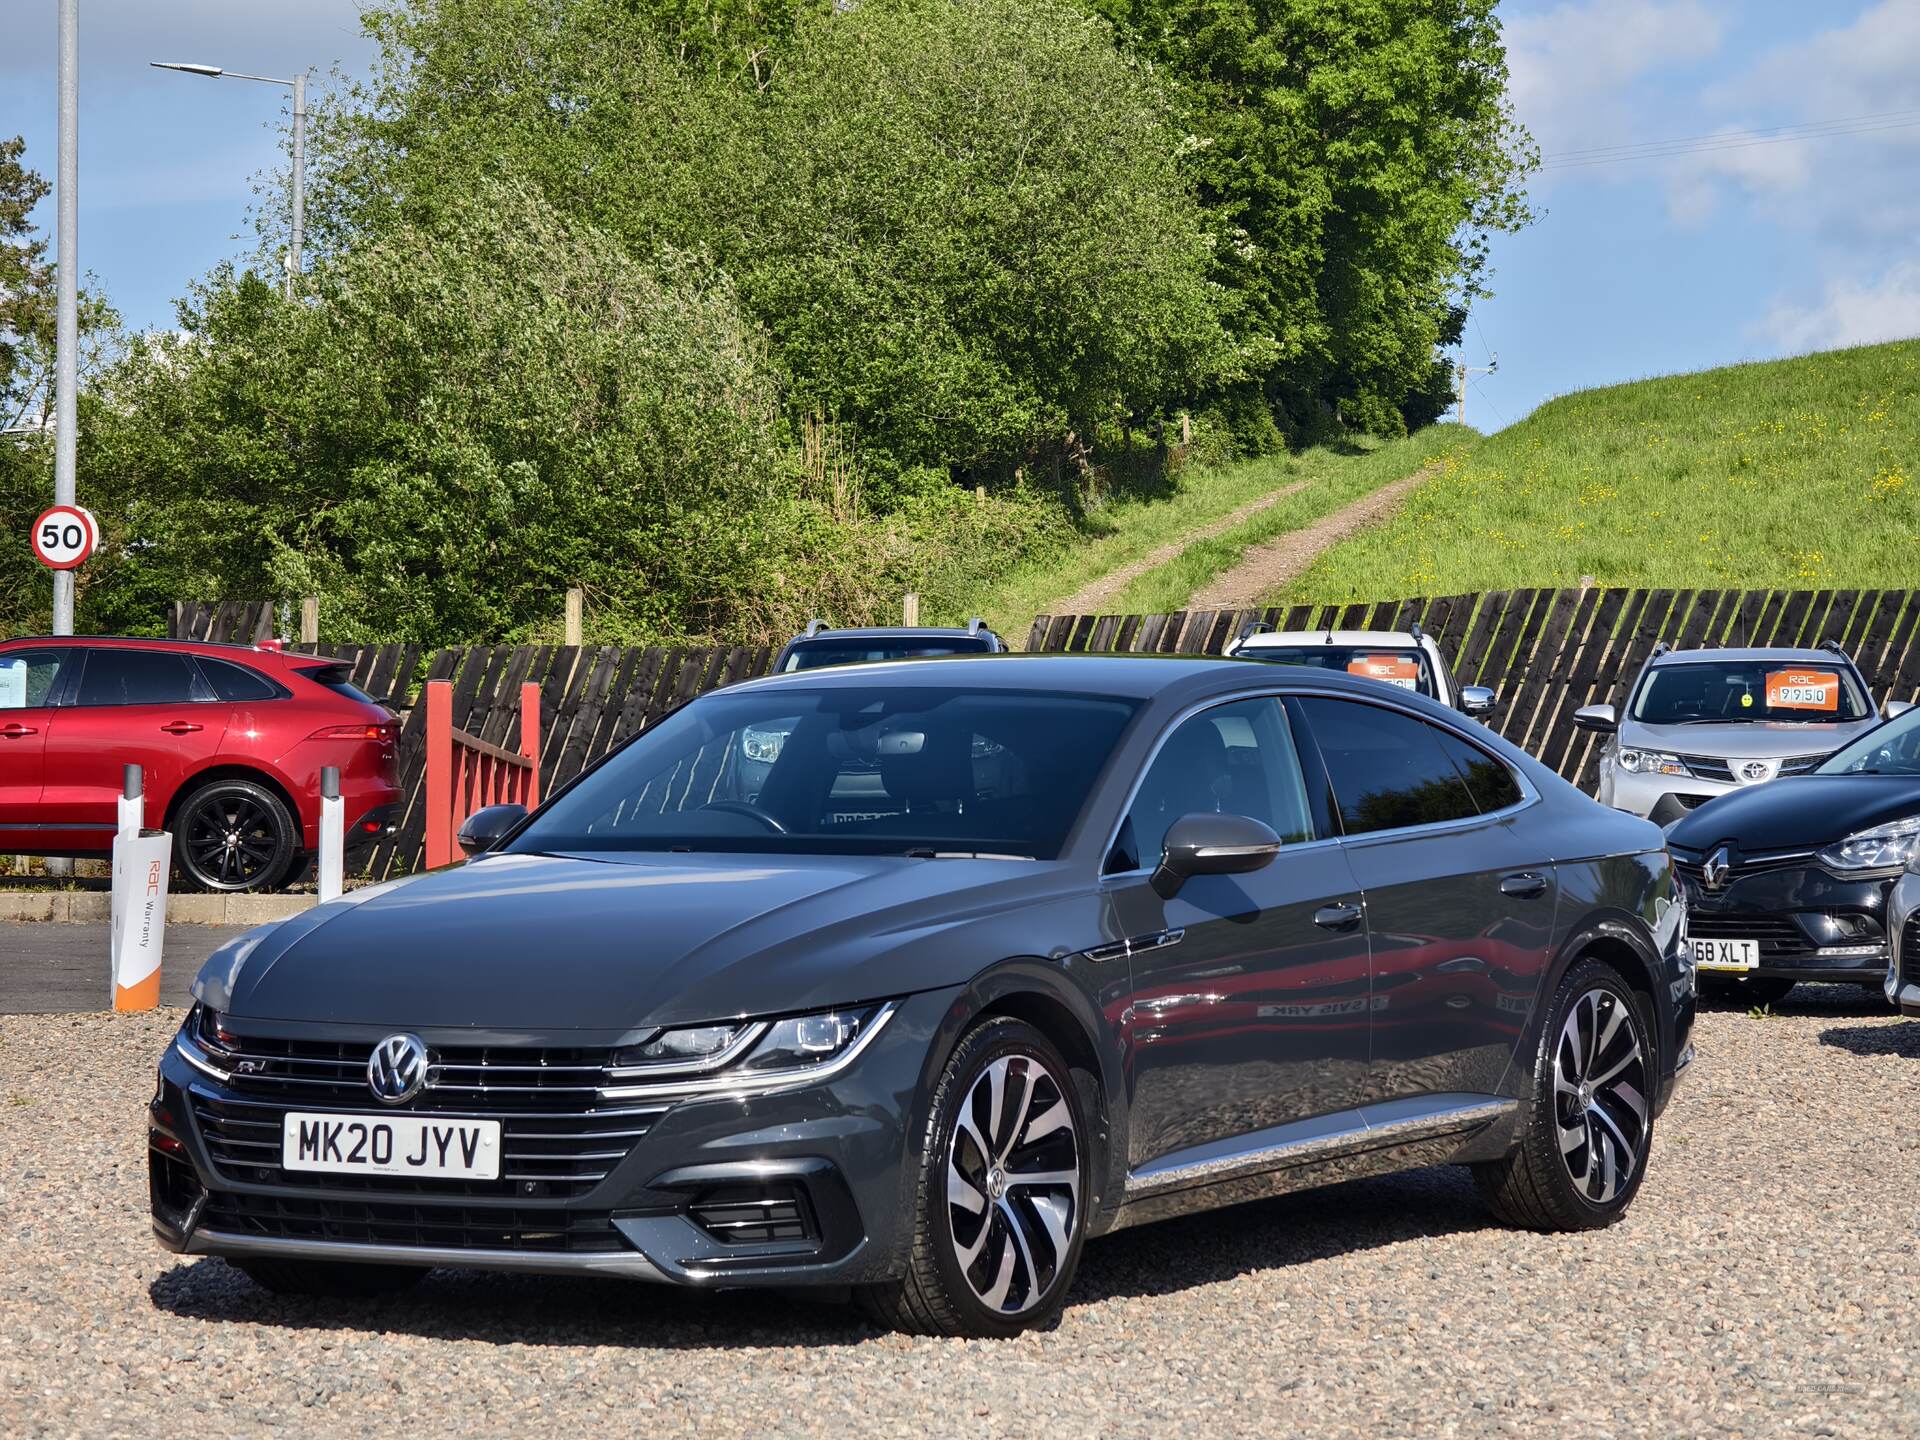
1185;461;1440;610
1048;478;1312;618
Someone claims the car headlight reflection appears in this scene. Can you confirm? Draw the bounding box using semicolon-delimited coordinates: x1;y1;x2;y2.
1818;816;1920;871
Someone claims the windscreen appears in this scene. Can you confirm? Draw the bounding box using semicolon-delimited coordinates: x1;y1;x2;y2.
1631;661;1870;724
510;686;1140;858
1817;708;1920;775
1239;645;1436;698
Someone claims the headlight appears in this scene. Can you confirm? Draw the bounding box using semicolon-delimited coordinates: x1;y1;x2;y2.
174;1003;239;1080
1818;816;1920;871
604;1004;891;1093
741;726;787;763
1619;749;1687;777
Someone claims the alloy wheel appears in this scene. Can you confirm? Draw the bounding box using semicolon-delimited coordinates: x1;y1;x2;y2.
182;789;287;890
1553;988;1649;1204
945;1053;1080;1317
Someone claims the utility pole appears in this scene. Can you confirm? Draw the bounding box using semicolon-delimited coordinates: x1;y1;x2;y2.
151;62;308;297
1456;354;1498;426
52;0;79;634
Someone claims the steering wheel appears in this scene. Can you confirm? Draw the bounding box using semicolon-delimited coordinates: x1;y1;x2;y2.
702;799;789;834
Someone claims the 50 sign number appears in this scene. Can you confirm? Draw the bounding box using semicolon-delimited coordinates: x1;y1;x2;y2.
30;505;98;570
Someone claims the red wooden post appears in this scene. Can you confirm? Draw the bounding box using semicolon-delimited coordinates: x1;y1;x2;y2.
520;682;541;807
424;679;452;869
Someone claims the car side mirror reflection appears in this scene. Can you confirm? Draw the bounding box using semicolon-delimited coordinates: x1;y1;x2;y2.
1884;699;1914;721
1572;703;1617;734
457;803;528;857
1151;813;1283;900
1459;685;1497;717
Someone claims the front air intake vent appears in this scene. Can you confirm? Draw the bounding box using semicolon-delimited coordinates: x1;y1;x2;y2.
690;1184;816;1245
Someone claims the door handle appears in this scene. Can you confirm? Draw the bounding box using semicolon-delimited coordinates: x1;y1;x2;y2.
0;723;36;738
1313;901;1364;931
1500;871;1549;899
159;721;204;735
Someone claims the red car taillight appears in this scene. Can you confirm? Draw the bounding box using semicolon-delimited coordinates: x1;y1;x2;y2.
308;722;398;743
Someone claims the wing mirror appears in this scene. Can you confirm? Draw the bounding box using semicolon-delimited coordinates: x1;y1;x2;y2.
457;803;528;856
1151;813;1283;899
1884;699;1913;720
1572;703;1618;734
1459;685;1497;717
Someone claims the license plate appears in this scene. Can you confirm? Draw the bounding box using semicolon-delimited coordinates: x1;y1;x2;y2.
281;1112;502;1180
1691;938;1760;972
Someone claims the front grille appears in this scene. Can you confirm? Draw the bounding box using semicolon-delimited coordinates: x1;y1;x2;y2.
200;1190;624;1253
1902;914;1920;986
191;1032;666;1199
1687;913;1812;957
1672;850;1817;884
1678;753;1828;782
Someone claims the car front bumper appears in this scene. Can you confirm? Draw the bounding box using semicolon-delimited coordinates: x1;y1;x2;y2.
1678;860;1893;985
1599;760;1738;823
149;988;960;1287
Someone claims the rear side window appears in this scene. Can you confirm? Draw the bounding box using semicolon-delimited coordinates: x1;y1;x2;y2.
1431;727;1525;813
196;657;284;702
1294;697;1480;834
296;665;382;706
75;650;210;707
0;649;69;709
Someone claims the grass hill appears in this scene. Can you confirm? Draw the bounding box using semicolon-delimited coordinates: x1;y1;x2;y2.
1278;339;1920;603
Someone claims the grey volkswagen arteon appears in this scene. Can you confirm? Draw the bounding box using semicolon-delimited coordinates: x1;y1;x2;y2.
151;656;1693;1337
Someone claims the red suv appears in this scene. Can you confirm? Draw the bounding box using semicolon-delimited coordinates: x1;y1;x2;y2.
0;637;400;892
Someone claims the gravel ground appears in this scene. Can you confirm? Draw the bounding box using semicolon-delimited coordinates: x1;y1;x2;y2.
3;990;1916;1439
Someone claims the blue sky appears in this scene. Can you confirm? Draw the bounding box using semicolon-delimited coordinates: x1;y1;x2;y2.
4;0;1918;428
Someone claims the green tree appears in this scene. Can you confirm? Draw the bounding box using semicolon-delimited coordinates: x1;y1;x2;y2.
307;0;1230;484
1081;0;1535;437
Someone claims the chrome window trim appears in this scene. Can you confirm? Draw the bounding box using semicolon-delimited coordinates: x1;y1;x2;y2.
1098;686;1539;881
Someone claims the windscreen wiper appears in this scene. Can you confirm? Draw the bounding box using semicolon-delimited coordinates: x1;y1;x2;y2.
903;848;1035;861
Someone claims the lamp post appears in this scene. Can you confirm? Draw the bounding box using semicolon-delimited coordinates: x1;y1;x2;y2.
149;61;306;298
52;0;79;635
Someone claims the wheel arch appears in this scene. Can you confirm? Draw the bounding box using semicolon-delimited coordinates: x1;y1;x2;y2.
163;765;309;873
914;959;1127;1231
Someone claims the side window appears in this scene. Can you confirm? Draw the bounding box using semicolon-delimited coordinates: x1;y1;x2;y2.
1114;699;1315;872
1295;697;1480;835
0;649;69;709
1431;727;1524;813
197;657;283;702
75;650;209;707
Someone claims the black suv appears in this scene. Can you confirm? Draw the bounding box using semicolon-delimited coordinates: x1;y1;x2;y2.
771;619;1005;673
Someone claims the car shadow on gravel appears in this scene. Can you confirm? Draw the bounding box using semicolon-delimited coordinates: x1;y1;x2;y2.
1073;1163;1495;1306
1818;1021;1920;1058
149;1165;1497;1345
1694;984;1888;1017
149;1260;875;1348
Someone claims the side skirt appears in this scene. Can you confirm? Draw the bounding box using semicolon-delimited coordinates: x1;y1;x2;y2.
1100;1094;1518;1234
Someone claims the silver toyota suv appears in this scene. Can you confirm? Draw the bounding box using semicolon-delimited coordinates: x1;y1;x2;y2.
1573;642;1896;825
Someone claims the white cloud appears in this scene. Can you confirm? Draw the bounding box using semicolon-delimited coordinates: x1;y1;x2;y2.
1505;0;1725;159
1757;260;1920;353
1679;0;1920;233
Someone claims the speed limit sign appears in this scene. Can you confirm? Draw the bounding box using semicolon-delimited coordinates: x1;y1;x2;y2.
31;505;98;570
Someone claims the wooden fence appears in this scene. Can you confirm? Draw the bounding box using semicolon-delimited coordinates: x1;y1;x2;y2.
1026;589;1920;790
160;587;1920;874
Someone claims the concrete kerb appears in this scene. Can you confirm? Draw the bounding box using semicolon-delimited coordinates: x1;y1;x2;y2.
0;892;315;926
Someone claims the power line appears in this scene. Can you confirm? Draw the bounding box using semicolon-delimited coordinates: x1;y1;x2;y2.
1541;106;1920;162
1538;109;1920;171
1470;378;1509;431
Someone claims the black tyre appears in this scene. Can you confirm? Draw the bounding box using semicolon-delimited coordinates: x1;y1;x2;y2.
858;1017;1089;1337
175;779;300;893
1473;958;1655;1231
234;1258;426;1298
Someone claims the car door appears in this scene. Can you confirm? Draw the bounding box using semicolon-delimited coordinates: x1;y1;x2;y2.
1289;695;1559;1106
39;647;231;848
1102;696;1373;1172
0;647;73;833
